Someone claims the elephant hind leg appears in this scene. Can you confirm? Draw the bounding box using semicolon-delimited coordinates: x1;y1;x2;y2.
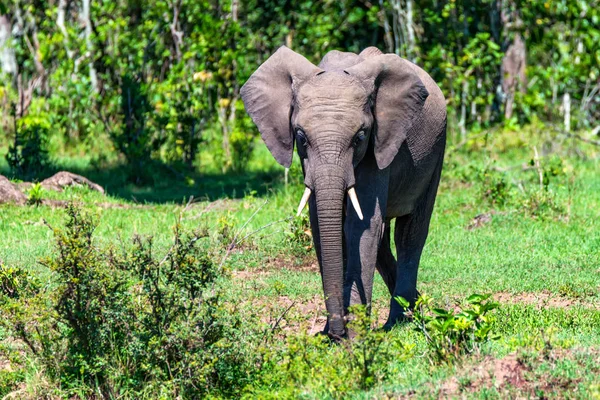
385;153;444;329
376;221;397;296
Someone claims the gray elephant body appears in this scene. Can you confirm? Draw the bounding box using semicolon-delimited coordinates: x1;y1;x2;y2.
241;46;446;338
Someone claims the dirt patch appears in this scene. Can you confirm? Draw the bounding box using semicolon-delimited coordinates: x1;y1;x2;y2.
267;296;390;335
440;353;528;397
466;212;493;230
231;268;273;281
275;295;328;335
493;291;598;310
232;256;392;335
438;347;600;398
268;255;319;273
231;254;319;280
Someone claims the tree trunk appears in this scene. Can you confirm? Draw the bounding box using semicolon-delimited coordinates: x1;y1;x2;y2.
0;15;17;77
563;92;571;132
379;0;394;53
499;0;526;120
82;0;98;91
405;0;416;61
460;80;468;139
57;0;74;60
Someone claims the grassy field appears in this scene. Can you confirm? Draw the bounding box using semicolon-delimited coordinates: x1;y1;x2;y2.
0;129;599;398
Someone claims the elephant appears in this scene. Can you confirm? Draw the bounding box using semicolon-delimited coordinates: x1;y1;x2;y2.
241;46;446;340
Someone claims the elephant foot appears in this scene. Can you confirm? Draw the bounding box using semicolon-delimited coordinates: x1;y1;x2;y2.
314;329;347;343
382;313;413;331
314;321;348;343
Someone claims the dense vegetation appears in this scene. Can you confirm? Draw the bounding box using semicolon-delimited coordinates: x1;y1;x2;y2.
1;0;598;178
0;0;599;398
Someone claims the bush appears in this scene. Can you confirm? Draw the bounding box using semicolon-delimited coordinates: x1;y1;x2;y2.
230;101;258;172
6;122;50;178
0;204;255;398
249;305;414;399
479;168;511;206
284;213;313;256
397;294;500;364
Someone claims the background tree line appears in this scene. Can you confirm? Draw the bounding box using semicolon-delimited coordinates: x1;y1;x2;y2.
0;0;598;180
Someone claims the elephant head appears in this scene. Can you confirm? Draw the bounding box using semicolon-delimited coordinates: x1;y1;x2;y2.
241;46;429;338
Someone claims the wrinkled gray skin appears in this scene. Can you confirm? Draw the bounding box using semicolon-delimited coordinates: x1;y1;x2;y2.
241;46;446;339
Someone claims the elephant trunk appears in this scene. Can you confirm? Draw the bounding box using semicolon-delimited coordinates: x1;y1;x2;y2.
313;165;347;339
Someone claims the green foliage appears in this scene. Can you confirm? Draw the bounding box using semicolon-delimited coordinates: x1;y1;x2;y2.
285;213;313;255
252;307;414;399
479;168;511;206
0;261;38;300
6;122;51;178
399;294;500;364
217;212;236;248
5;0;596;174
230;101;259;172
26;183;44;206
0;135;599;397
346;305;415;389
0;205;255;398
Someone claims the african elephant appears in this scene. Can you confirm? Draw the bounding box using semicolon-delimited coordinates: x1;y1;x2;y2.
241;46;446;340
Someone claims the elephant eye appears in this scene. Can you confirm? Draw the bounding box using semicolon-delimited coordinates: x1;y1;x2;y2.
296;129;308;147
353;130;367;147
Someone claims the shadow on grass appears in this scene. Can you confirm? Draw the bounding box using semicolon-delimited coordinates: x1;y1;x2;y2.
0;160;288;204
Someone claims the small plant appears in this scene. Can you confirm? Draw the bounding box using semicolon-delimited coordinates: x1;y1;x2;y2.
217;212;236;248
285;212;313;255
521;189;565;219
26;183;44;206
0;262;36;299
346;305;414;389
397;293;500;364
479;168;511;206
251;306;414;398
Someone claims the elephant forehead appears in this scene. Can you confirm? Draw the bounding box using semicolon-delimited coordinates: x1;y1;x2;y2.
296;73;367;107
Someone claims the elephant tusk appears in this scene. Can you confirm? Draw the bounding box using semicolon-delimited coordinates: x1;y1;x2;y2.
347;187;364;220
297;187;312;216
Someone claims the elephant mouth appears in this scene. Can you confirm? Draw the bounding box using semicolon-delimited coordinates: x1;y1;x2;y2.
296;186;363;220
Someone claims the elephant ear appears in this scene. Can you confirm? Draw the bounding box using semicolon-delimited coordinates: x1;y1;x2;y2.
346;54;429;169
241;46;322;168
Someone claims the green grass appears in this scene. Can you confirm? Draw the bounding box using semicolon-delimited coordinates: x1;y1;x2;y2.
1;130;599;398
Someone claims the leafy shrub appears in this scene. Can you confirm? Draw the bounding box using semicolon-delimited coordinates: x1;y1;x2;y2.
479;168;511;206
217;212;236;248
345;305;415;389
397;294;500;364
0;205;254;398
249;305;413;399
6;123;50;178
0;262;35;299
520;190;566;220
285;213;313;255
230;101;258;172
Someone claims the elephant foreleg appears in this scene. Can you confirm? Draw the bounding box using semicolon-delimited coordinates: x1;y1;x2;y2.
343;155;389;315
376;222;397;296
